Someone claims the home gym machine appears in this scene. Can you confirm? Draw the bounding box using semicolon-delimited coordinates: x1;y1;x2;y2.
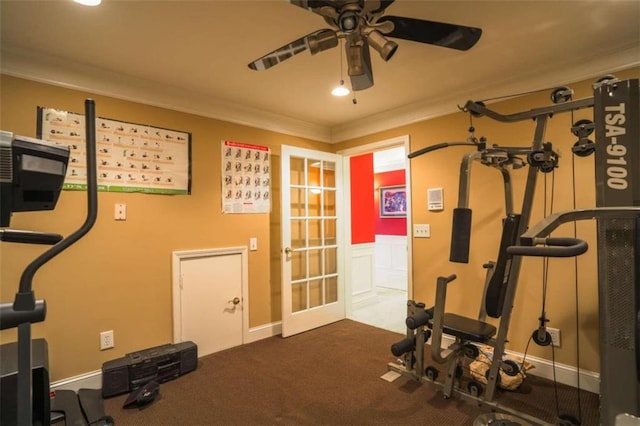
508;77;639;425
0;99;100;425
388;77;639;425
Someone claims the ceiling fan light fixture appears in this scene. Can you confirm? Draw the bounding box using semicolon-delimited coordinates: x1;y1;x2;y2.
307;29;339;55
338;10;359;33
368;30;398;61
73;0;101;6
331;80;350;97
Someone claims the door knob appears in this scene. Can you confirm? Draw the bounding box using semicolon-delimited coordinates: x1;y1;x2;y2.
284;247;292;255
229;297;240;305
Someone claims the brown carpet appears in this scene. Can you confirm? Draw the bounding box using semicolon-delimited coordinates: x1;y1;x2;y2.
103;320;598;425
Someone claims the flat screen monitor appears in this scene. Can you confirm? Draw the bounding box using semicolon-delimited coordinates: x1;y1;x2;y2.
0;131;70;227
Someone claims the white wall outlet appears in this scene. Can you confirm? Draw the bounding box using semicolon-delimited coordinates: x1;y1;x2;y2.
249;237;257;251
100;330;114;350
413;224;431;238
547;327;561;347
114;203;126;221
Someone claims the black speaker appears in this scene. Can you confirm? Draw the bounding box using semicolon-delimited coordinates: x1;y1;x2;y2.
101;357;130;398
174;341;198;375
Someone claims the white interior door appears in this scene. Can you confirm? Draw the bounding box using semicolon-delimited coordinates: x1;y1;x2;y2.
280;145;344;337
178;252;244;356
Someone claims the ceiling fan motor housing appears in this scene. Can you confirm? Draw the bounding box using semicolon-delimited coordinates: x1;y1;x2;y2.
338;9;360;33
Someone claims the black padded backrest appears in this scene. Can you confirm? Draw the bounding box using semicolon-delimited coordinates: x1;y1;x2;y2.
485;214;521;318
450;208;472;263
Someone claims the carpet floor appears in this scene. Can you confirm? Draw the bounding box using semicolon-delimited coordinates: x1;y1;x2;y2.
103;320;598;425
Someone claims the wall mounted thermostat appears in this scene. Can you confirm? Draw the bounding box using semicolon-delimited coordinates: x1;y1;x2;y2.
427;187;444;211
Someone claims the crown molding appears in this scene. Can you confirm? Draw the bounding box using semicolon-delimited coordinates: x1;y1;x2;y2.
330;45;640;142
0;47;332;143
2;46;638;145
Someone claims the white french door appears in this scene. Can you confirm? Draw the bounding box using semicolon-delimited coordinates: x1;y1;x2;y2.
280;145;344;337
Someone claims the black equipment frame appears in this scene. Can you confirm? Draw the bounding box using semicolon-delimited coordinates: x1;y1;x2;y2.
0;99;98;425
386;84;624;424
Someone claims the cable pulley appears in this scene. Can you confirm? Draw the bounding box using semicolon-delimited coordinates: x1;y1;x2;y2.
570;119;596;157
551;86;574;104
527;142;558;173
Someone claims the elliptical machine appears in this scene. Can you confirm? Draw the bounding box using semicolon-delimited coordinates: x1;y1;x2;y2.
0;99;99;425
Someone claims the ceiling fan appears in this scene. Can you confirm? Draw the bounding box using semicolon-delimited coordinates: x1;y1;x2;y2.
248;0;482;91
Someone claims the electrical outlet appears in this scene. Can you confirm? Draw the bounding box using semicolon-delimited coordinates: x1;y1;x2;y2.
114;203;126;221
413;224;431;238
547;327;561;347
100;330;114;350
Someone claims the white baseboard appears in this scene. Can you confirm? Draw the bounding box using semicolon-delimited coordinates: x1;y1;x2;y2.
440;335;600;394
50;370;102;392
352;291;379;310
245;321;282;343
511;350;600;394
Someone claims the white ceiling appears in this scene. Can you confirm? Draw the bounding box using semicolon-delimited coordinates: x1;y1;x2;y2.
1;0;638;143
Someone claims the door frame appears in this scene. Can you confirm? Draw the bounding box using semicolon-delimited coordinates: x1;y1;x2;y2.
171;246;249;344
337;135;413;318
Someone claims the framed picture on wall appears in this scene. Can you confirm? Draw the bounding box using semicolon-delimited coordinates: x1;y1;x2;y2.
380;185;407;217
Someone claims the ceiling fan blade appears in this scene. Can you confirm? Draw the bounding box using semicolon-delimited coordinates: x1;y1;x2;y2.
378;16;482;51
365;0;395;16
248;29;338;71
290;0;339;20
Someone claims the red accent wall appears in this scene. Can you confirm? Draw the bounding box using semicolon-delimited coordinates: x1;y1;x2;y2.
375;170;407;236
350;154;375;244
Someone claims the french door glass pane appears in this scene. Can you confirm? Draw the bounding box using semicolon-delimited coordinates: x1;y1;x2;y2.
292;282;307;313
308;219;322;246
308;189;321;217
309;279;323;308
325;277;338;304
291;219;306;249
323;190;336;216
291;251;306;281
290;157;305;185
324;219;337;245
308;249;322;277
290;188;305;216
307;159;321;187
323;161;336;188
325;247;337;274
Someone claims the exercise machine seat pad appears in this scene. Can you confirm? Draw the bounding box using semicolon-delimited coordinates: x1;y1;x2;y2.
430;313;497;343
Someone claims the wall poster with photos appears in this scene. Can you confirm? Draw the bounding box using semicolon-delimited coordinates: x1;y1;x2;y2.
38;107;191;194
221;140;271;213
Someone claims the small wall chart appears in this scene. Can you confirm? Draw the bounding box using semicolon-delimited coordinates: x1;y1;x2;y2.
38;107;191;195
221;140;271;213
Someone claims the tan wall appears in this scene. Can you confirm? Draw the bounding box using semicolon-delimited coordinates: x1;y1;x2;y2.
2;68;638;382
0;75;330;381
336;67;639;372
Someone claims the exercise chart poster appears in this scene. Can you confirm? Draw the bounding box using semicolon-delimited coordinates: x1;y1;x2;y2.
222;140;271;213
37;107;191;195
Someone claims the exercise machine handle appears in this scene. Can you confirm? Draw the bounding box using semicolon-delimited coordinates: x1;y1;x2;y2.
507;237;588;258
0;301;46;330
0;229;63;245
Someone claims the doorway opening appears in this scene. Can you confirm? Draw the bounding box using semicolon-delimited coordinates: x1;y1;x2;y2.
340;137;411;335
